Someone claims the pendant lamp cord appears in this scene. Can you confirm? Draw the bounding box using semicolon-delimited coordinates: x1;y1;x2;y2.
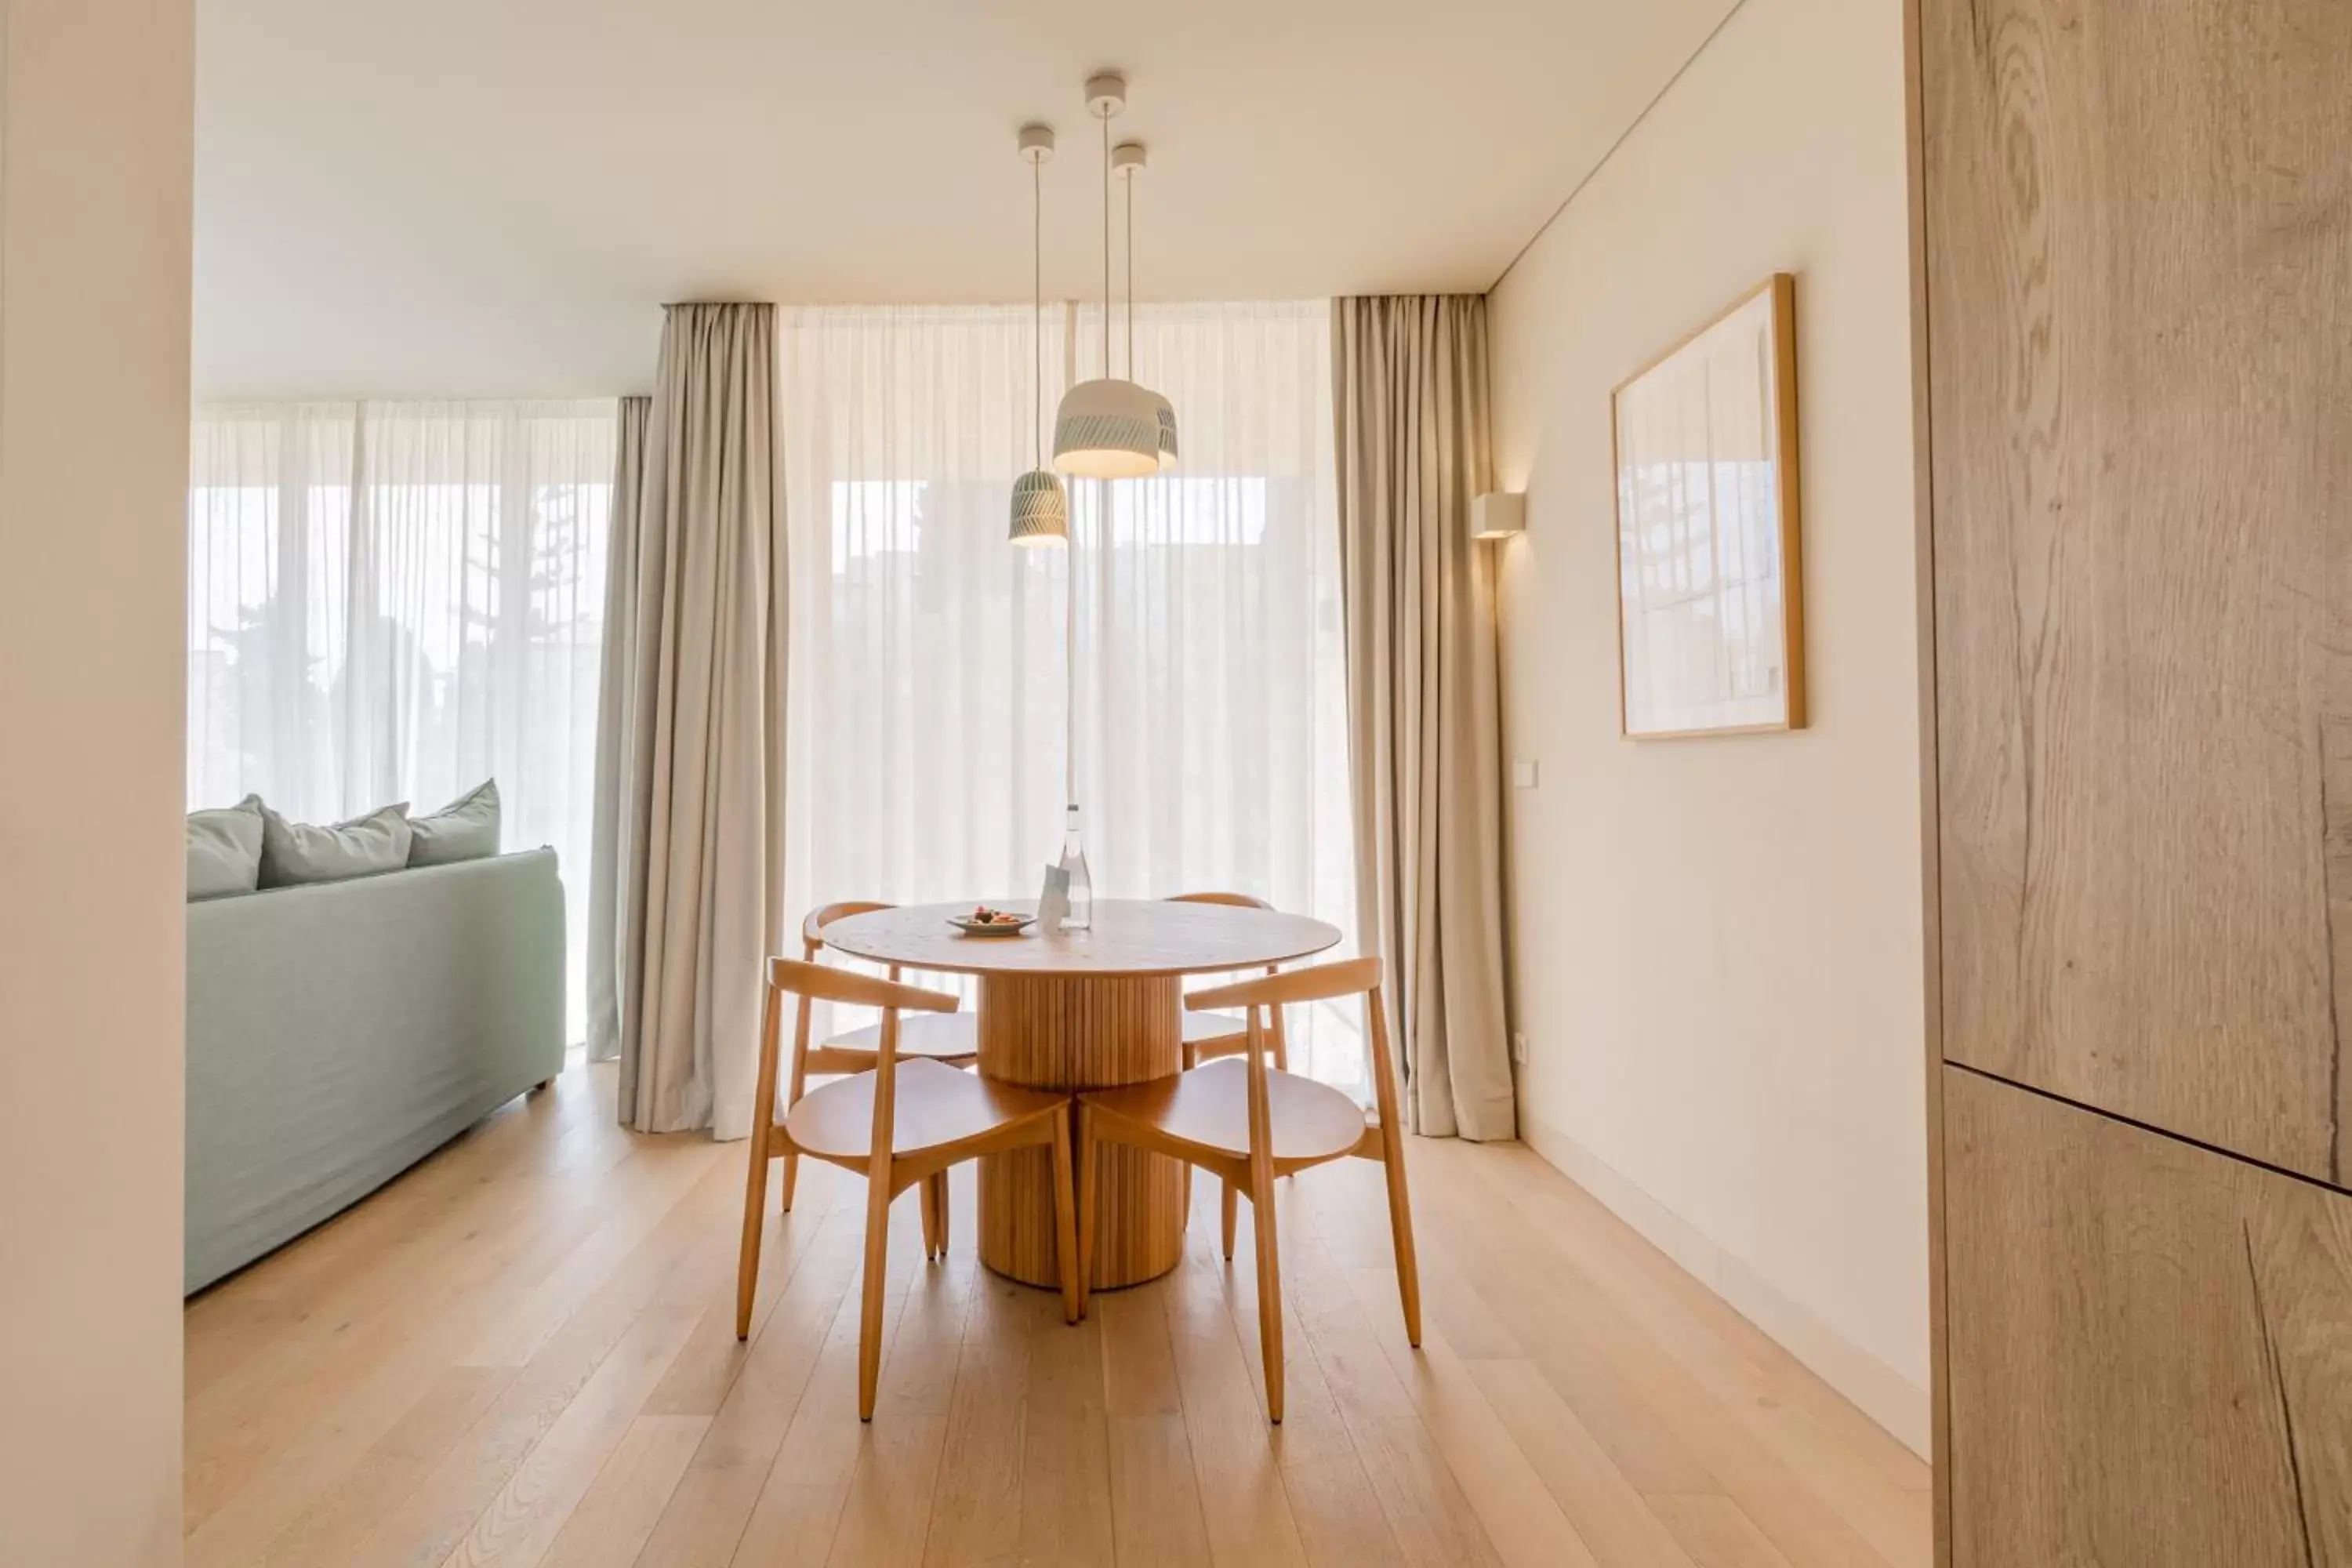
1125;161;1135;376
1080;110;1109;809
1033;154;1043;467
1101;110;1112;379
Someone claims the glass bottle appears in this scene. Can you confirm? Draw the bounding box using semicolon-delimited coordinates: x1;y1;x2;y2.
1058;804;1093;931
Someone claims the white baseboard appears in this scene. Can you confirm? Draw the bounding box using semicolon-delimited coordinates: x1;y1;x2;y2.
1519;1110;1930;1457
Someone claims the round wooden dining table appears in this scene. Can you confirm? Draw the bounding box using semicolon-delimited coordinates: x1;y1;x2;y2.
822;898;1341;1290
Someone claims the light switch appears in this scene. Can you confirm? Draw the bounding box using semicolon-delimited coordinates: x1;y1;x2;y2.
1512;759;1538;789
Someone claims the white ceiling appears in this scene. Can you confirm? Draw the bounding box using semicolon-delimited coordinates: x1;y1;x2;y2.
194;0;1735;397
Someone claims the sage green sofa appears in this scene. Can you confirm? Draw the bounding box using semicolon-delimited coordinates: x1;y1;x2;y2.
184;848;565;1293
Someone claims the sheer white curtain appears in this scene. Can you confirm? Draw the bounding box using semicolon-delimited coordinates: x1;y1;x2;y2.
778;302;1363;1088
187;399;617;1039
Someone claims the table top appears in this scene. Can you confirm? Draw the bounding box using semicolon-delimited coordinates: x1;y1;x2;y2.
822;898;1342;979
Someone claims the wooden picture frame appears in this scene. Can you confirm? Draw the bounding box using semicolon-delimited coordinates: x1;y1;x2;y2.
1611;274;1805;739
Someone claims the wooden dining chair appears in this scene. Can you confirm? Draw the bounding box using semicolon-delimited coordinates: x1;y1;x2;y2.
737;958;1080;1419
1163;893;1300;1232
778;901;982;1260
1073;956;1417;1423
1163;891;1290;1072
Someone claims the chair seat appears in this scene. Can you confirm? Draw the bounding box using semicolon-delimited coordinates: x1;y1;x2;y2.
784;1058;1064;1163
1082;1058;1370;1169
822;1011;980;1062
1183;1010;1248;1044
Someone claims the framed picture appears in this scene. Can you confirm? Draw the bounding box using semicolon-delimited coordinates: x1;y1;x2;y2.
1612;274;1804;738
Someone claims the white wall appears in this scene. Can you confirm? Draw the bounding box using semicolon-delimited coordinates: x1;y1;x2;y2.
1488;0;1928;1448
0;2;195;1563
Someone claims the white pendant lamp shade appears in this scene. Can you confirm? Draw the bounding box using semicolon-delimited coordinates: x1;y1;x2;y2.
1010;468;1070;545
1053;376;1163;478
1149;387;1178;466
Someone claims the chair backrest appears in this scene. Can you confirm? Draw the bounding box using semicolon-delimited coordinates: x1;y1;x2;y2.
1184;955;1380;1013
786;901;905;1081
767;955;956;1016
1163;891;1272;909
764;956;957;1176
1184;955;1401;1147
1164;892;1290;1058
803;899;893;953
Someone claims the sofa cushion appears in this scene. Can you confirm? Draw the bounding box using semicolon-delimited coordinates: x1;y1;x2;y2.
408;779;500;866
187;795;266;900
258;800;412;887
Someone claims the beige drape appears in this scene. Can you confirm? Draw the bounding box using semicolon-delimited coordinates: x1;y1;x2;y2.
1330;296;1515;1142
590;306;788;1138
586;395;650;1067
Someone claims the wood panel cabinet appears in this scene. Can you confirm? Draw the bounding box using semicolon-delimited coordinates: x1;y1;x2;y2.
1919;0;2352;1555
1921;0;2352;1181
1944;1068;2352;1566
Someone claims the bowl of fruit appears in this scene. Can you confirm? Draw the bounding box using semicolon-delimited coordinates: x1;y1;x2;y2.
946;904;1036;938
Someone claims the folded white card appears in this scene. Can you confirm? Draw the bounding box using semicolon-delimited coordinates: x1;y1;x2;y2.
1037;863;1070;929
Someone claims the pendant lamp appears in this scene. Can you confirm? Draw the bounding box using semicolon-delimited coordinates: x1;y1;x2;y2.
1053;73;1177;478
1010;125;1070;544
1114;140;1179;468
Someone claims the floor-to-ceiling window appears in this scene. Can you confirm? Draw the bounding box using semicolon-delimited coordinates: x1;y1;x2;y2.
187;399;616;1039
778;302;1363;1089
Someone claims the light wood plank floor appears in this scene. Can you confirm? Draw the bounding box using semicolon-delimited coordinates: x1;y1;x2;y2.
184;1061;1929;1567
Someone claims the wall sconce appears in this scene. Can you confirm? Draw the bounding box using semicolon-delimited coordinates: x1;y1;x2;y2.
1470;492;1525;541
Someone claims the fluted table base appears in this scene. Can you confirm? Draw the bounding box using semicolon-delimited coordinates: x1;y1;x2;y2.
974;971;1187;1290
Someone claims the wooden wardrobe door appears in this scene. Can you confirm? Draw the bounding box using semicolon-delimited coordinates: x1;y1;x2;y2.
1922;0;2352;1179
1944;1068;2352;1565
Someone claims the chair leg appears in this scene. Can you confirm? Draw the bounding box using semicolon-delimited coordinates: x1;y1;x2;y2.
857;1165;892;1421
919;1173;942;1261
1379;1134;1422;1348
735;1125;772;1341
1178;1091;1194;1231
1361;984;1421;1348
1221;1181;1239;1262
1249;1157;1284;1423
737;984;785;1342
934;1171;951;1258
1075;1104;1098;1321
1050;1110;1081;1326
780;977;813;1212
